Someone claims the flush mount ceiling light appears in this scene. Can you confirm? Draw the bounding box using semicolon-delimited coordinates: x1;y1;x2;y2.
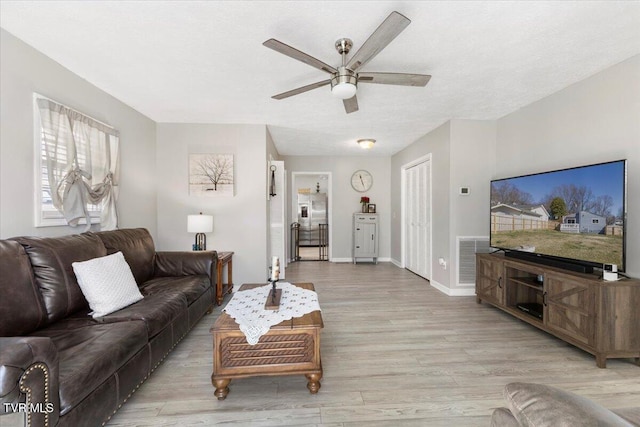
357;139;376;149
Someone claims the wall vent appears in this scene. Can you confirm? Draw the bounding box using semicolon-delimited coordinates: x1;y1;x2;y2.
457;236;490;285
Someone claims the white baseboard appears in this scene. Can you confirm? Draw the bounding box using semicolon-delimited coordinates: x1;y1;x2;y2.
448;286;476;297
429;280;476;296
390;258;402;268
330;257;392;263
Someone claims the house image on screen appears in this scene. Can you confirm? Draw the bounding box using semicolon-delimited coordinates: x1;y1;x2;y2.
561;211;606;234
490;203;550;232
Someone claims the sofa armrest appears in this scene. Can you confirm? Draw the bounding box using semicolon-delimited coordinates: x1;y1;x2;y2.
154;251;218;288
0;337;60;426
490;407;520;427
503;382;633;427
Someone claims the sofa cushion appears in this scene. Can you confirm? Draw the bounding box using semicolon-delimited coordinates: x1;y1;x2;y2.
100;292;187;339
14;233;107;323
30;319;148;416
503;382;633;427
72;251;144;318
94;228;156;285
154;251;215;281
140;275;210;305
0;240;48;336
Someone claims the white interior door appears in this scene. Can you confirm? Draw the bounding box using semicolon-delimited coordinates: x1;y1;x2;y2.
406;167;418;272
269;161;286;277
403;156;431;280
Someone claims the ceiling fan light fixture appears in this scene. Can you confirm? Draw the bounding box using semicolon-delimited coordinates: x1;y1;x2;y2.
331;66;357;99
357;139;376;149
331;82;357;99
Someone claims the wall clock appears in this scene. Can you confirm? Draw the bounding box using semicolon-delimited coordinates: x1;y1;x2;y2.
351;170;373;192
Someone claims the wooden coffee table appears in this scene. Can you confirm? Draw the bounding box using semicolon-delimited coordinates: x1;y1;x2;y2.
210;282;323;400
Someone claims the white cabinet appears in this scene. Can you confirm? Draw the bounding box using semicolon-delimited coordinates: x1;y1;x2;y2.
353;213;378;264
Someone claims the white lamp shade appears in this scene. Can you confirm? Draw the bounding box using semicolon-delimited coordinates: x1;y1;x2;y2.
331;82;357;99
187;214;213;233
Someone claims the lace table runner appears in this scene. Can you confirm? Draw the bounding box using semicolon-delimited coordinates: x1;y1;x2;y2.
223;282;321;345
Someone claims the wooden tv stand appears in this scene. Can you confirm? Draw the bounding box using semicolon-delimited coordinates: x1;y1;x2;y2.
476;253;640;368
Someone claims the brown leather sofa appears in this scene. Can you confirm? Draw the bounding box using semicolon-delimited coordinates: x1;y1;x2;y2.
0;228;217;427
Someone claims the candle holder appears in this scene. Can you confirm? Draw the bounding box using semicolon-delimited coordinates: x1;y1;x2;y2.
265;277;282;310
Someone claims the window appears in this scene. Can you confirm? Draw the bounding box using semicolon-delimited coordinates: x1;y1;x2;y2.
34;94;120;229
592;219;599;224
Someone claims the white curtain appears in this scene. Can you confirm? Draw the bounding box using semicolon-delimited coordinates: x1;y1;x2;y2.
37;98;120;231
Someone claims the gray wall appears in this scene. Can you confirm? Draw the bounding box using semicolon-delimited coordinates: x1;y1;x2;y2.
155;123;270;286
391;122;451;287
392;54;640;292
0;29;157;239
495;55;640;277
282;156;391;261
448;120;497;290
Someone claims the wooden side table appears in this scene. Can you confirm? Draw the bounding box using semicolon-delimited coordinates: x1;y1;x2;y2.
216;251;234;305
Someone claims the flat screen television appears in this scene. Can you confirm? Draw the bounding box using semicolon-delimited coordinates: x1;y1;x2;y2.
490;159;627;273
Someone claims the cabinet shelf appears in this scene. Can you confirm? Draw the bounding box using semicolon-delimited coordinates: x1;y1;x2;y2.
510;277;543;291
505;306;543;324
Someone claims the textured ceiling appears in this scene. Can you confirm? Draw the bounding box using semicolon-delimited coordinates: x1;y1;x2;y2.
1;1;639;156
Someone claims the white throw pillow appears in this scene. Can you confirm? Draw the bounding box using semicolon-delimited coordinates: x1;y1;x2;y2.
72;251;144;318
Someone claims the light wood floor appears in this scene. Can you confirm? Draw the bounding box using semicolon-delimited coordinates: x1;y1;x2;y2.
108;262;640;426
298;246;326;261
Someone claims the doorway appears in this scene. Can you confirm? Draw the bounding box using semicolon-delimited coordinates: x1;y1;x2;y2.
401;154;432;280
290;172;331;262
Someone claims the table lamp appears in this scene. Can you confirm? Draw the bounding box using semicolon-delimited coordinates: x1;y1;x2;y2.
187;212;213;251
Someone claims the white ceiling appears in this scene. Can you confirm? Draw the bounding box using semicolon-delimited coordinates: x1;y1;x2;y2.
1;1;639;156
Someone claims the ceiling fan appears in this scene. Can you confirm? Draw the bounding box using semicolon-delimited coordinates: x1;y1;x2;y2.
263;11;431;114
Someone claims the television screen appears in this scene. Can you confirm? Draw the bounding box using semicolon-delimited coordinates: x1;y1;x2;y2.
490;160;626;271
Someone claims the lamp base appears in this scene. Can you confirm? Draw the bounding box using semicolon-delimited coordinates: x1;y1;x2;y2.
194;233;207;251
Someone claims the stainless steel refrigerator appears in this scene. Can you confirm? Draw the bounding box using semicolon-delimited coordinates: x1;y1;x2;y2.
297;192;327;246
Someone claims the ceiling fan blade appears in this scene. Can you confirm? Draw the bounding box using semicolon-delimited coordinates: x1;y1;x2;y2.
346;11;411;72
343;95;359;114
358;72;431;87
263;39;337;74
272;79;331;100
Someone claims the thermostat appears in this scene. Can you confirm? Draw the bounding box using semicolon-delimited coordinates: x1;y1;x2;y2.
459;187;470;195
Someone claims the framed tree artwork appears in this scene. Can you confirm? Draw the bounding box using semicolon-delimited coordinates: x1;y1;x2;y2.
189;153;234;196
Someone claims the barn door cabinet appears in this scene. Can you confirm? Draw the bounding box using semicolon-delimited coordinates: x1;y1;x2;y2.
476;254;504;305
353;213;378;264
476;253;640;368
